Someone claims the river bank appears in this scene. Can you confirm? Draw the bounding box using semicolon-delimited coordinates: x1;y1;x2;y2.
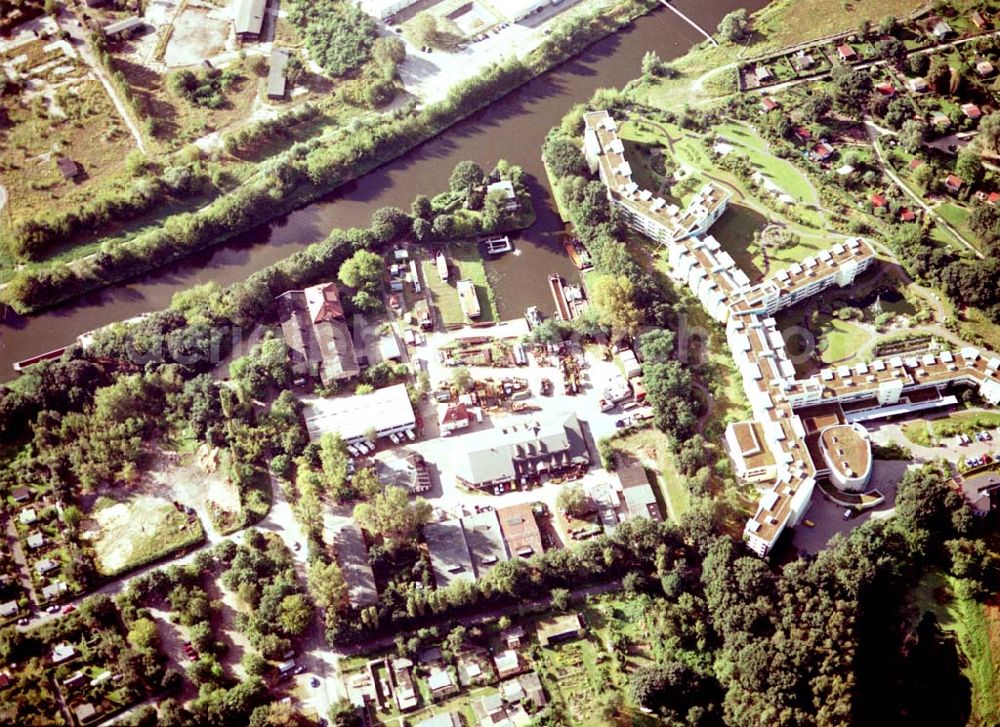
0;0;762;377
1;1;659;317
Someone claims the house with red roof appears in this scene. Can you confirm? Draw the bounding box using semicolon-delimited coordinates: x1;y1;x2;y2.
944;174;964;194
908;158;924;171
439;403;472;434
812;142;835;162
875;83;896;97
900;208;916;222
971;10;989;30
793;126;812;143
837;44;858;62
962;103;982;120
870;193;887;208
989;192;1000;206
761;96;779;112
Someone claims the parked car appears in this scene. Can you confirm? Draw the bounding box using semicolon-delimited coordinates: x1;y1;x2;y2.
61;604;76;615
842;508;853;520
404;429;416;441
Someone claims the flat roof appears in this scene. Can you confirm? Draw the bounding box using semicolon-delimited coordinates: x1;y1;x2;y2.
819;424;871;481
235;0;267;35
303;384;415;442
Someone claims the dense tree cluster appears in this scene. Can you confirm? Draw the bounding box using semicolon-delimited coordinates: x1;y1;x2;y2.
286;0;378;77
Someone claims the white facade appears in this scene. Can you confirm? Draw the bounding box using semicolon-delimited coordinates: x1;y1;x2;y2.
355;0;418;20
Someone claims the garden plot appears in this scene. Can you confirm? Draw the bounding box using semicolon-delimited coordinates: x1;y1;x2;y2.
85;494;203;576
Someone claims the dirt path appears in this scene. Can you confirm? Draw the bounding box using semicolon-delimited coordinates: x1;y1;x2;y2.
57;10;147;154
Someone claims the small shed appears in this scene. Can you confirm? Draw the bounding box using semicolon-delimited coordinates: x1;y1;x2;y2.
56;157;80;180
267;49;289;100
102;16;145;40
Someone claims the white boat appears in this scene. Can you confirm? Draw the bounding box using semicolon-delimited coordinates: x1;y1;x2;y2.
436;251;449;282
457;279;481;319
525;306;543;330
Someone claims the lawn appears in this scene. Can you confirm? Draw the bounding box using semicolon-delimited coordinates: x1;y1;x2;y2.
814;314;871;364
938;203;978;249
714;122;824;226
902;411;1000;447
419;243;497;327
753;0;927;51
961;306;1000;354
88;494;205;576
910;570;1000;725
606;428;689;523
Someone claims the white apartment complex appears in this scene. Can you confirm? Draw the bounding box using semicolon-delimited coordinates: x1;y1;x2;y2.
583;109;1000;556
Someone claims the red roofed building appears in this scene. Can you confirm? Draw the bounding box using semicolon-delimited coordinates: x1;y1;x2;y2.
908;158;924;171
870;193;887;207
962;103;982;119
837;44;858;62
812;142;834;161
761;96;779;112
900;208;916;222
945;174;964;193
439;403;471;434
875;83;896;97
793;126;812;143
971;10;989;30
989;192;1000;206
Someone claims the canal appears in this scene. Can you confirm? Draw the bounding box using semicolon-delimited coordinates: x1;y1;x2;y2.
0;0;764;375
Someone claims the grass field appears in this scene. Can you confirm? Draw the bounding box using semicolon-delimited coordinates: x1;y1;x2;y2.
814;314;871;364
902;411;1000;447
419;243;497;327
938;203;978;250
89;494;205;576
753;0;926;51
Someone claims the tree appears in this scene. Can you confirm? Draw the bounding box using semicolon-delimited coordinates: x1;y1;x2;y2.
338;249;384;292
543;134;589;178
978;113;1000;155
643;361;699;442
639;329;676;364
319;433;349;491
411;12;440;48
550;587;571;611
309;559;348;610
830;64;872;115
641;50;669;78
899;120;927;153
411;194;432;221
352;466;382;499
556;483;592;518
591;275;642;341
448;160;484;196
127;618;161;652
353;486;431;550
955;148;984;186
451;366;473;393
278;593;313;636
718;9;751;42
895;465;971;547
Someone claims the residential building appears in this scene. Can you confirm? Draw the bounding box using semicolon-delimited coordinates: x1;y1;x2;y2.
0;602;17;619
932;20;953;39
52;643;75;664
332;522;378;608
302;383;415;444
977;60;995;77
794;50;816;69
496;503;544;559
41;581;68;602
536;613;584;647
454;413;590;490
234;0;267;40
11;486;29;502
908;77;928;93
971;10;989;30
416;714;461;727
493;649;522;679
35;558;59;575
755;65;772;82
427;669;459;700
74;704;96;724
761;96;779;112
424;519;475;588
267;49;289;100
945;174;964;193
486;179;518;211
812;142;834;162
583;111;730;245
963;103;983;120
26;532;44;550
461;510;509;576
277;281;359;385
836;44;857;62
63;671;88;692
817;423;873;492
19;507;36;525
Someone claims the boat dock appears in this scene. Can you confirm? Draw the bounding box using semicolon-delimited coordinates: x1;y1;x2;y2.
13;346;68;371
549;274;576;321
480;235;513;255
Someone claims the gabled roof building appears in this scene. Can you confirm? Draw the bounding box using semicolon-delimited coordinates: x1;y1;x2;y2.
277;282;359;385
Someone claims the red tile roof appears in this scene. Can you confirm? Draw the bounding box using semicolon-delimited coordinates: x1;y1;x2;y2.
900;208;916;221
870;193;887;207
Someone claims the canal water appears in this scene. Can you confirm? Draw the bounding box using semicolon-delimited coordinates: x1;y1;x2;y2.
0;0;765;375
